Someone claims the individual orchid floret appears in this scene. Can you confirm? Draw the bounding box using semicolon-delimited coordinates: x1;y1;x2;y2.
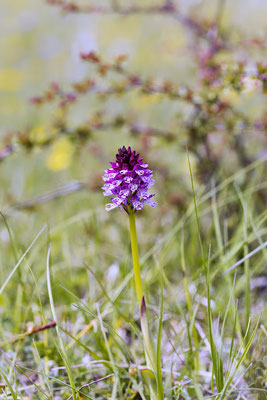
102;146;157;212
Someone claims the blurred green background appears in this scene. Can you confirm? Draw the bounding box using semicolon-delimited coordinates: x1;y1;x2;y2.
1;0;267;129
0;0;266;290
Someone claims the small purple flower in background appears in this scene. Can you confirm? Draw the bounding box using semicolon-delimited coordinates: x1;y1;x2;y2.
102;146;157;212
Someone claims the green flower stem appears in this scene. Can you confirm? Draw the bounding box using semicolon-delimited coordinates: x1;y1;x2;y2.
128;211;158;400
128;212;143;309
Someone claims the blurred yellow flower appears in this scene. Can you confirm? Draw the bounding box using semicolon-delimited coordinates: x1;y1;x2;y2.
29;125;47;144
29;125;57;145
46;138;73;171
0;68;23;91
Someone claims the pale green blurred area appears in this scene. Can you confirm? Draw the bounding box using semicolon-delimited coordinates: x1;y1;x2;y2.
0;0;266;132
0;0;266;226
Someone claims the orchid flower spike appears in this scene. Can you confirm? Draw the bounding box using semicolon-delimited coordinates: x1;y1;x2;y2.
102;146;157;212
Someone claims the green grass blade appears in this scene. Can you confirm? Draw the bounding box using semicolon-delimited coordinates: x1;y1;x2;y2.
156;282;164;400
0;367;17;400
46;243;78;400
219;317;260;399
0;225;47;296
187;149;223;393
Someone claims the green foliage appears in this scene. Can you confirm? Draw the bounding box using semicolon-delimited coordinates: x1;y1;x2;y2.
0;0;266;399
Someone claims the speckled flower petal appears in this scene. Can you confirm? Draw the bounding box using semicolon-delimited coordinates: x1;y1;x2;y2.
102;146;156;212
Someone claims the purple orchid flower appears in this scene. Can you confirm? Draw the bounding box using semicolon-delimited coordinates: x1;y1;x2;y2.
102;146;157;212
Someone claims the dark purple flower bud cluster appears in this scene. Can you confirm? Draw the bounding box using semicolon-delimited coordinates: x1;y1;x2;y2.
102;146;157;212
